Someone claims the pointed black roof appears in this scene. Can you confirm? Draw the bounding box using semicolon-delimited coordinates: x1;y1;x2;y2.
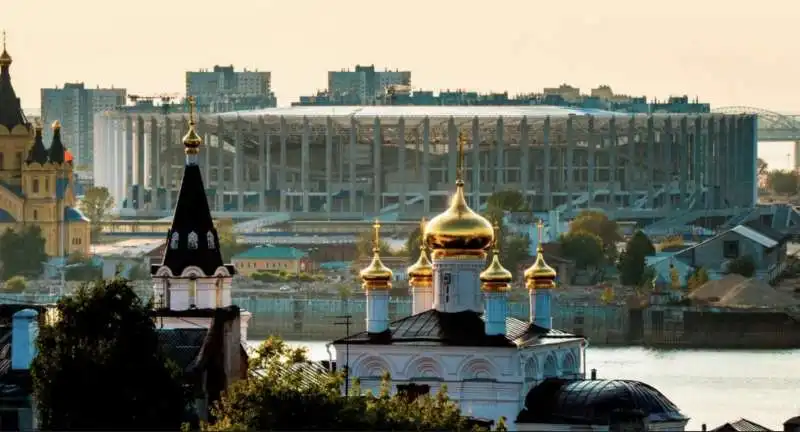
48;122;65;164
26;126;48;164
154;98;233;278
0;46;29;131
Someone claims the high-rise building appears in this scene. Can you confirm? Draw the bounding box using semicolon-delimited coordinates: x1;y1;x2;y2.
327;65;411;104
41;83;126;170
185;65;276;112
0;42;90;256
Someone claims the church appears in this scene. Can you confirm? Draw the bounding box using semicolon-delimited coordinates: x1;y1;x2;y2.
332;134;689;431
0;37;90;257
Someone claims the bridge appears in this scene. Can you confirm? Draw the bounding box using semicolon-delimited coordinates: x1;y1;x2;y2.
715;106;800;142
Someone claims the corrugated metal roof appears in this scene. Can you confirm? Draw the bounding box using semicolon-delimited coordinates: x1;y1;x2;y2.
233;246;307;260
731;225;778;248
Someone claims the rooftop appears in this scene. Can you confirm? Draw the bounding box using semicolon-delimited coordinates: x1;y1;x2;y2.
233;246;308;260
91;238;166;258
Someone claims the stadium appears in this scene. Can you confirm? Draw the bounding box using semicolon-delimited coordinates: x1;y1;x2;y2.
92;105;759;232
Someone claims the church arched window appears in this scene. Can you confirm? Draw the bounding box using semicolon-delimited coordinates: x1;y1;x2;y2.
0;152;4;169
188;231;199;249
45;178;49;192
32;179;39;194
33;209;38;220
170;232;179;249
207;231;216;249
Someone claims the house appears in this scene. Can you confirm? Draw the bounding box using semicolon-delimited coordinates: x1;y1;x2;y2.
708;418;771;432
673;221;790;283
232;246;314;276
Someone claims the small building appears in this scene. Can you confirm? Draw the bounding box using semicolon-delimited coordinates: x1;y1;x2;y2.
708;418;771;432
673;221;790;283
232;246;314;276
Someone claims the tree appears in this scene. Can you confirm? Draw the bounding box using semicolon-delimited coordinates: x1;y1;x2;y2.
757;158;768;178
356;231;392;259
3;275;27;293
203;336;481;431
216;219;247;261
568;210;621;261
32;279;189;430
405;225;423;262
727;255;756;278
80;186;115;241
0;226;47;279
127;262;151;280
559;231;604;270
766;170;799;196
618;231;655;286
687;267;710;292
64;252;102;281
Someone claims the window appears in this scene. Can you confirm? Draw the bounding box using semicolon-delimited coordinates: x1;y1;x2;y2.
33;209;38;220
723;240;739;259
45;178;49;192
0;152;4;169
32;179;39;194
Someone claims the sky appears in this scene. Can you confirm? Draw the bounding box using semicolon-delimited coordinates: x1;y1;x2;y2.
4;0;800;168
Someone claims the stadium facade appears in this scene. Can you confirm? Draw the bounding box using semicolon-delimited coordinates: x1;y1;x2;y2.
92;106;757;223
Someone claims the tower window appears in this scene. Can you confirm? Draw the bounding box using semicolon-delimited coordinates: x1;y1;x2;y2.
0;152;4;169
45;178;49;192
15;152;21;168
32;179;39;194
33;209;38;220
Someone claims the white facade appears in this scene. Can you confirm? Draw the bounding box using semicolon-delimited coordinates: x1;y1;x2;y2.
333;338;584;428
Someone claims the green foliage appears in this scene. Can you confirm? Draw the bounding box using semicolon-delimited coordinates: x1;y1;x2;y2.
406;224;423;262
356;231;393;259
64;252;103;281
216;219;248;262
80;186;115;241
766;169;799;196
727;255;756;278
203;336;480;432
251;270;321;283
31;278;189;430
559;231;604;270
0;226;47;279
757;158;768;177
568;210;621;261
687;267;710;292
618;231;655;286
3;275;27;293
127;262;151;280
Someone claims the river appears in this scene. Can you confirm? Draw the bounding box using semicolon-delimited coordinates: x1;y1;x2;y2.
249;340;799;431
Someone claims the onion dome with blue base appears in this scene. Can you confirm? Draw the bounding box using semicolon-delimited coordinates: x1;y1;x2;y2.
480;222;513;292
407;218;433;288
154;97;232;278
360;220;393;290
423;132;493;258
524;221;557;290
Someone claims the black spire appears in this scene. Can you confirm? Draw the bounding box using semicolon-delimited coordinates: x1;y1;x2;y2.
48;121;65;164
26;123;48;164
0;33;29;131
156;97;232;277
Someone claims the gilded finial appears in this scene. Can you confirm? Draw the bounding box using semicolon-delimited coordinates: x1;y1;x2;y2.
457;131;467;183
51;120;61;130
372;219;381;253
0;31;11;67
492;221;501;254
536;220;545;253
182;96;202;154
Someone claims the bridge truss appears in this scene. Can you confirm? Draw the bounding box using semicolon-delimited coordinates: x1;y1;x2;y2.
714;106;800;141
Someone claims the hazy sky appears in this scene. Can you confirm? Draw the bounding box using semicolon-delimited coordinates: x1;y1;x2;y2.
4;0;800;113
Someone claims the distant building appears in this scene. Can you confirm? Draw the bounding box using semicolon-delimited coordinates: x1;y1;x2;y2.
294;82;711;114
185;65;276;112
232;246;313;276
327;65;411;105
41;83;126;170
0;44;91;257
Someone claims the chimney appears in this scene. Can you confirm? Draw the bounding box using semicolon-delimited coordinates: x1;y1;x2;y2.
12;309;39;370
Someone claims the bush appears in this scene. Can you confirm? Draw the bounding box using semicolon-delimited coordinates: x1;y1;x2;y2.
3;275;27;293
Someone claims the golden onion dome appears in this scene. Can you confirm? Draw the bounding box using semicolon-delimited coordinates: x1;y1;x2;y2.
424;179;494;258
360;220;393;290
480;223;513;292
407;248;433;286
183;96;202;154
524;221;557;290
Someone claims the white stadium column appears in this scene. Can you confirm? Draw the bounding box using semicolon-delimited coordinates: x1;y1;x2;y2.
448;117;457;185
234;117;244;212
678;117;688;209
348;116;357;213
164;116;173;211
124;115;134;210
543;116;552;210
520;116;530;201
279;116;288;212
647;116;656;209
608;117;617;208
398;116;406;214
566;115;575;213
216;116;225;212
495;116;504;186
325;116;333;216
136;116;145;210
422;117;431;214
471;116;481;210
372;116;381;213
302;116;310;212
587;116;595;208
258;115;267;213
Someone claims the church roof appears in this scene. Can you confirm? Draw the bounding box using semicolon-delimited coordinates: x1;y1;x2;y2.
331;309;578;347
0;44;28;131
0;208;16;222
48;123;66;164
153;99;233;279
0;181;22;198
26;126;48;164
64;206;89;222
517;378;687;425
